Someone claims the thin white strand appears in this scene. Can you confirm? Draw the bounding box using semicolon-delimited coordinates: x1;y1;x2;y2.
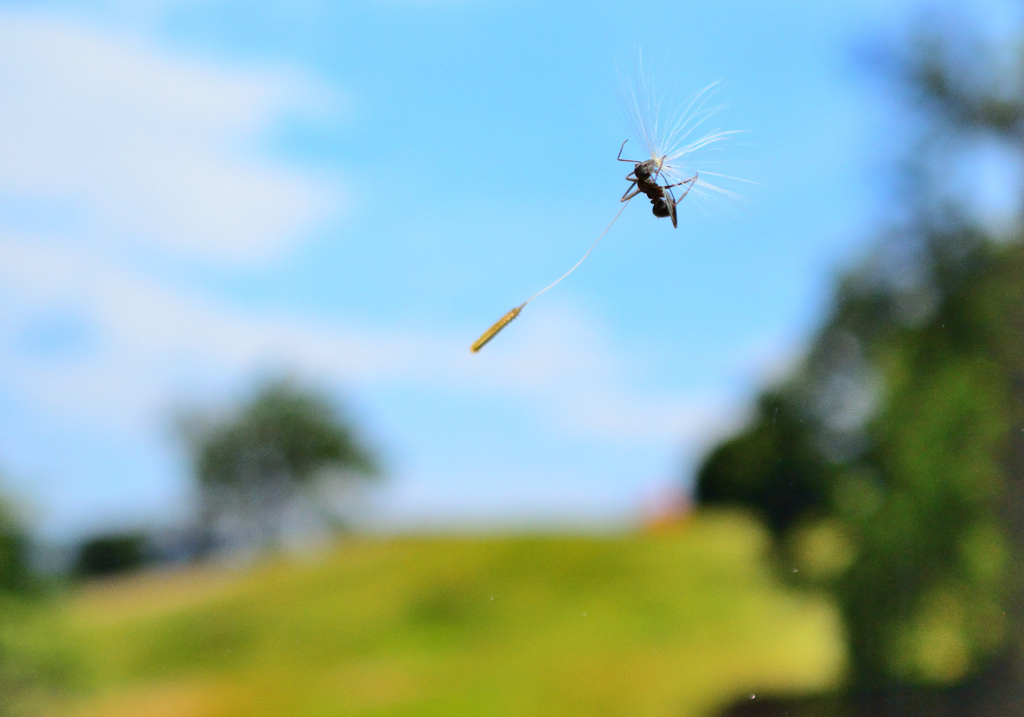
696;170;758;184
524;201;631;305
665;114;731;153
660;86;724;153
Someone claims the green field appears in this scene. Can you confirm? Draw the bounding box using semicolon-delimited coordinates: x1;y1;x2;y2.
38;512;844;717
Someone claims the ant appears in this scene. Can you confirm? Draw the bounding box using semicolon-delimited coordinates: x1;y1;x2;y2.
617;140;697;229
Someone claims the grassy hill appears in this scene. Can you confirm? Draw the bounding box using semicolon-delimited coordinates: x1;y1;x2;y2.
40;512;844;717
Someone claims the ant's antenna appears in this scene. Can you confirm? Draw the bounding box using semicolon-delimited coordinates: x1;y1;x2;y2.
470;200;632;352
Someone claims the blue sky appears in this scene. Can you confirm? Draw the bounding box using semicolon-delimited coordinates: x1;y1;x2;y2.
0;0;1017;540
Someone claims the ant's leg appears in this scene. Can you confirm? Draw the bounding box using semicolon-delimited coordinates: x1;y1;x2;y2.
663;186;679;228
662;173;699;190
672;174;699;205
621;182;641;202
673;184;694;204
617;140;642;163
648;155;670;183
619;172;641;201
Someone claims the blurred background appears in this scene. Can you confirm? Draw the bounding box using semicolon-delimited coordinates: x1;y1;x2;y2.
2;0;1024;715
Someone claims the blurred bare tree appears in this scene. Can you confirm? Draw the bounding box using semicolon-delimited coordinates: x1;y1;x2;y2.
180;377;379;554
701;9;1024;717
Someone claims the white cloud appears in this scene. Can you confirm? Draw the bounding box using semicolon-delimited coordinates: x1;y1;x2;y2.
0;9;340;266
0;231;731;449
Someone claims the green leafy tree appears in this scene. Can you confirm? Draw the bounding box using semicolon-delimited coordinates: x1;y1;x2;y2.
0;499;29;596
181;378;379;553
73;532;149;579
700;17;1024;716
0;488;65;716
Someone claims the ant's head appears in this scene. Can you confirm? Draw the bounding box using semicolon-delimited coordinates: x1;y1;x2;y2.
634;158;661;181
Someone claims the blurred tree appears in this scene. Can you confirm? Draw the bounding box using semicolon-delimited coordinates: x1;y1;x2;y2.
0;497;30;595
701;14;1024;717
181;377;379;554
73;532;149;579
0;487;66;716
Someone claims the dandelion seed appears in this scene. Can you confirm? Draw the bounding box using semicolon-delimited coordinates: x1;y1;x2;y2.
470;201;630;352
470;57;745;352
619;55;750;219
471;304;524;353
